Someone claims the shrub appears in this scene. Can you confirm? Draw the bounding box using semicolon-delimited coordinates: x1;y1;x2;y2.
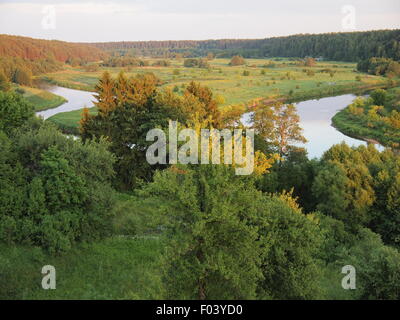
229;55;245;66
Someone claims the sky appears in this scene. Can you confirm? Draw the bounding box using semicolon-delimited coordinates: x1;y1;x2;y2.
0;0;399;42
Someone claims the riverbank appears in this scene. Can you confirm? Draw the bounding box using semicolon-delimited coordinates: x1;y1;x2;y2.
248;79;399;110
18;85;67;111
332;108;399;149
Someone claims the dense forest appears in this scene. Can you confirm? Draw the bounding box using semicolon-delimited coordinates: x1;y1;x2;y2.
87;29;400;61
0;35;106;62
0;35;108;86
1;70;400;299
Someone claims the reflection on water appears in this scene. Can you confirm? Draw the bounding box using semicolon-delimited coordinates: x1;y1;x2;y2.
35;86;95;120
241;94;384;159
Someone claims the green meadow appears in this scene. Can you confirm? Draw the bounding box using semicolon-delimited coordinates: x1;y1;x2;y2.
44;58;390;133
18;86;67;112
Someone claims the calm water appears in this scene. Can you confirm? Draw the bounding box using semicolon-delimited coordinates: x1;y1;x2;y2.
37;86;383;159
36;86;95;120
241;94;383;159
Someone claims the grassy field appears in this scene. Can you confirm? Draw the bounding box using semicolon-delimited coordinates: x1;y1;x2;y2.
45;58;392;134
43;59;390;106
17;86;67;112
48;107;98;134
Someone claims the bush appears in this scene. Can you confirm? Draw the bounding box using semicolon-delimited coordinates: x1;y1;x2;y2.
13;67;32;86
229;55;245;66
0;91;34;132
0;122;116;253
183;58;209;68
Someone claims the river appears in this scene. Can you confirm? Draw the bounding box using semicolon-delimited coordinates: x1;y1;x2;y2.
241;94;384;158
36;86;383;159
36;86;95;120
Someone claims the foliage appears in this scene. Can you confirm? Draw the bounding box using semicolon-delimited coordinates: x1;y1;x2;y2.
0;121;116;253
0;238;164;299
0;34;106;63
183;58;210;68
0;91;34;132
357;57;400;77
0;70;10;91
332;88;400;148
89;29;400;62
229;55;245;66
252;102;307;156
140;164;323;299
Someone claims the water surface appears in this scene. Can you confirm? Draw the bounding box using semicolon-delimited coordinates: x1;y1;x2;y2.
36;86;95;120
241;94;383;158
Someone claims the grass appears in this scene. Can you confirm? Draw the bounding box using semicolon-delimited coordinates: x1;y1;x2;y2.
48;107;98;135
332;86;400;148
332;106;400;148
42;60;389;107
17;85;67;111
0;192;165;300
0;238;163;300
45;58;392;134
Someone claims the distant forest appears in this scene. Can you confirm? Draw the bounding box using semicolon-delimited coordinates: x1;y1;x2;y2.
0;34;107;85
1;30;399;87
0;34;106;62
87;29;400;62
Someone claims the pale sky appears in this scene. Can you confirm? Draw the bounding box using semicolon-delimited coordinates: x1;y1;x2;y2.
0;0;399;42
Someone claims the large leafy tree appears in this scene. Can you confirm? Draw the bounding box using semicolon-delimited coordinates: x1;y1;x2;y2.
256;195;322;299
82;72;180;189
183;81;222;128
0;121;116;253
0;91;34;133
252;102;306;156
82;74;226;189
312;143;376;228
141;164;323;299
141;165;263;299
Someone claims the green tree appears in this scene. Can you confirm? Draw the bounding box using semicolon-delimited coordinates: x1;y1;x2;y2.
0;91;34;133
13;67;32;86
342;228;400;299
142;165;263;299
0;70;10;91
252;103;306;156
256;196;323;299
370;89;387;106
1;121;116;253
82;73;178;189
312;143;376;227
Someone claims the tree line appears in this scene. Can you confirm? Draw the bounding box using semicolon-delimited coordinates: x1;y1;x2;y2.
0;34;106;62
87;29;400;61
0;35;109;87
